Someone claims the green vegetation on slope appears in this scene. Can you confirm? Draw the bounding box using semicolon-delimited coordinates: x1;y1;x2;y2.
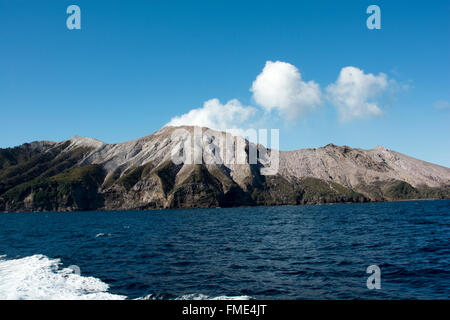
152;160;180;195
170;165;224;208
0;143;50;170
115;162;157;191
0;142;93;196
384;181;418;200
251;176;368;205
1;164;105;212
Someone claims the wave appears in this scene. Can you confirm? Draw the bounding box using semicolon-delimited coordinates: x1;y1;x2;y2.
95;233;112;238
0;254;125;300
0;254;252;300
138;293;252;300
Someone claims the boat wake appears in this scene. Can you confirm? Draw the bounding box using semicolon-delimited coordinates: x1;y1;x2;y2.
0;254;125;300
0;254;251;300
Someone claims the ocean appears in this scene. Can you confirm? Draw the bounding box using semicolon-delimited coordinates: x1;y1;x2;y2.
0;200;449;300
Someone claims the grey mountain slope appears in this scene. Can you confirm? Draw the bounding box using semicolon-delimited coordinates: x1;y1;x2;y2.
279;144;449;189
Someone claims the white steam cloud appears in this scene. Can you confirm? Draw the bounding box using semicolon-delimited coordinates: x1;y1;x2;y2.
326;66;388;122
250;61;322;118
166;62;394;130
166;98;257;131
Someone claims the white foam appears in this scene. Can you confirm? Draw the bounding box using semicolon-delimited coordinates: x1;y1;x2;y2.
176;293;252;300
0;255;125;300
138;293;251;300
0;254;251;300
95;233;112;238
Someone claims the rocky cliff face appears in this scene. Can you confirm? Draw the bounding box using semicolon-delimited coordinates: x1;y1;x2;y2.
0;126;449;212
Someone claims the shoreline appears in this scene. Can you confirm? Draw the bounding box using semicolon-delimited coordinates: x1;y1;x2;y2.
1;197;448;214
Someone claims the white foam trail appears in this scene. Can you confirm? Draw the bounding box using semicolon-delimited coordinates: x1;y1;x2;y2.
138;293;251;300
0;255;125;300
0;254;251;300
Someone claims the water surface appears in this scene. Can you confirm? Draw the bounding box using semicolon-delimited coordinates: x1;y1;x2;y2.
0;200;449;299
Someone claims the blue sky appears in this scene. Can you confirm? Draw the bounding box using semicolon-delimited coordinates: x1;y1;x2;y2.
1;0;449;166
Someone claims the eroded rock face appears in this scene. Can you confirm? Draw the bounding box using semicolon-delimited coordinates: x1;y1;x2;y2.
0;126;449;212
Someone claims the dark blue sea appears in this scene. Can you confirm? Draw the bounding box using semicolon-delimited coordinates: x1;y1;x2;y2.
0;200;449;300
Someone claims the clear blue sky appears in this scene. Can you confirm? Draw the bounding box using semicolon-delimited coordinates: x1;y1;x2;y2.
1;0;449;166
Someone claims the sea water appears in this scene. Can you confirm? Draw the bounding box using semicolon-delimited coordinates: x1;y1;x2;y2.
0;200;449;299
